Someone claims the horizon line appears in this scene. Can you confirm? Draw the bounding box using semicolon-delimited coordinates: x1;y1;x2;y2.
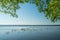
0;25;60;26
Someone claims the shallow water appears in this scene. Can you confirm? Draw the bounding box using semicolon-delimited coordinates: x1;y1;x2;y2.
0;26;60;40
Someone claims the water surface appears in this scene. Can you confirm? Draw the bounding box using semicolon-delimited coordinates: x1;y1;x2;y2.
0;26;60;40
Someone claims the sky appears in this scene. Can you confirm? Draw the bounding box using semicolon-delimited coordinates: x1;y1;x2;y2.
0;3;60;25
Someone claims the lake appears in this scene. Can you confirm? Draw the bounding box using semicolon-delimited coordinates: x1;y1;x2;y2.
0;25;60;40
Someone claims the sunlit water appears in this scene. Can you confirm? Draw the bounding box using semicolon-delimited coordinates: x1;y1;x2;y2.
0;26;60;40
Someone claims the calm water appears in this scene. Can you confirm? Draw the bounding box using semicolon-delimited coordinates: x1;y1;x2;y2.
0;26;60;40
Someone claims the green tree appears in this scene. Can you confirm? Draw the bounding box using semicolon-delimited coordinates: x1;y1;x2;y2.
0;0;29;18
0;0;60;22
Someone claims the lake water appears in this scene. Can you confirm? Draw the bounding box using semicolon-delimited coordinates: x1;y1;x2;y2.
0;25;60;40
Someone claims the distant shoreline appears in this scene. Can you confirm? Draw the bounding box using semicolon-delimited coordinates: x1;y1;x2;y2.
0;25;60;26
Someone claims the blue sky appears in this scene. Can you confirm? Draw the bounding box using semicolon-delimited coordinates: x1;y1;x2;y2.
0;3;60;25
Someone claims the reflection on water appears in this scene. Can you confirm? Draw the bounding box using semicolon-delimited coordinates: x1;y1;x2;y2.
0;26;60;40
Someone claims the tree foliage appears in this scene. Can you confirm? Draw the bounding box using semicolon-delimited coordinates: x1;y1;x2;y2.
0;0;29;18
0;0;60;22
